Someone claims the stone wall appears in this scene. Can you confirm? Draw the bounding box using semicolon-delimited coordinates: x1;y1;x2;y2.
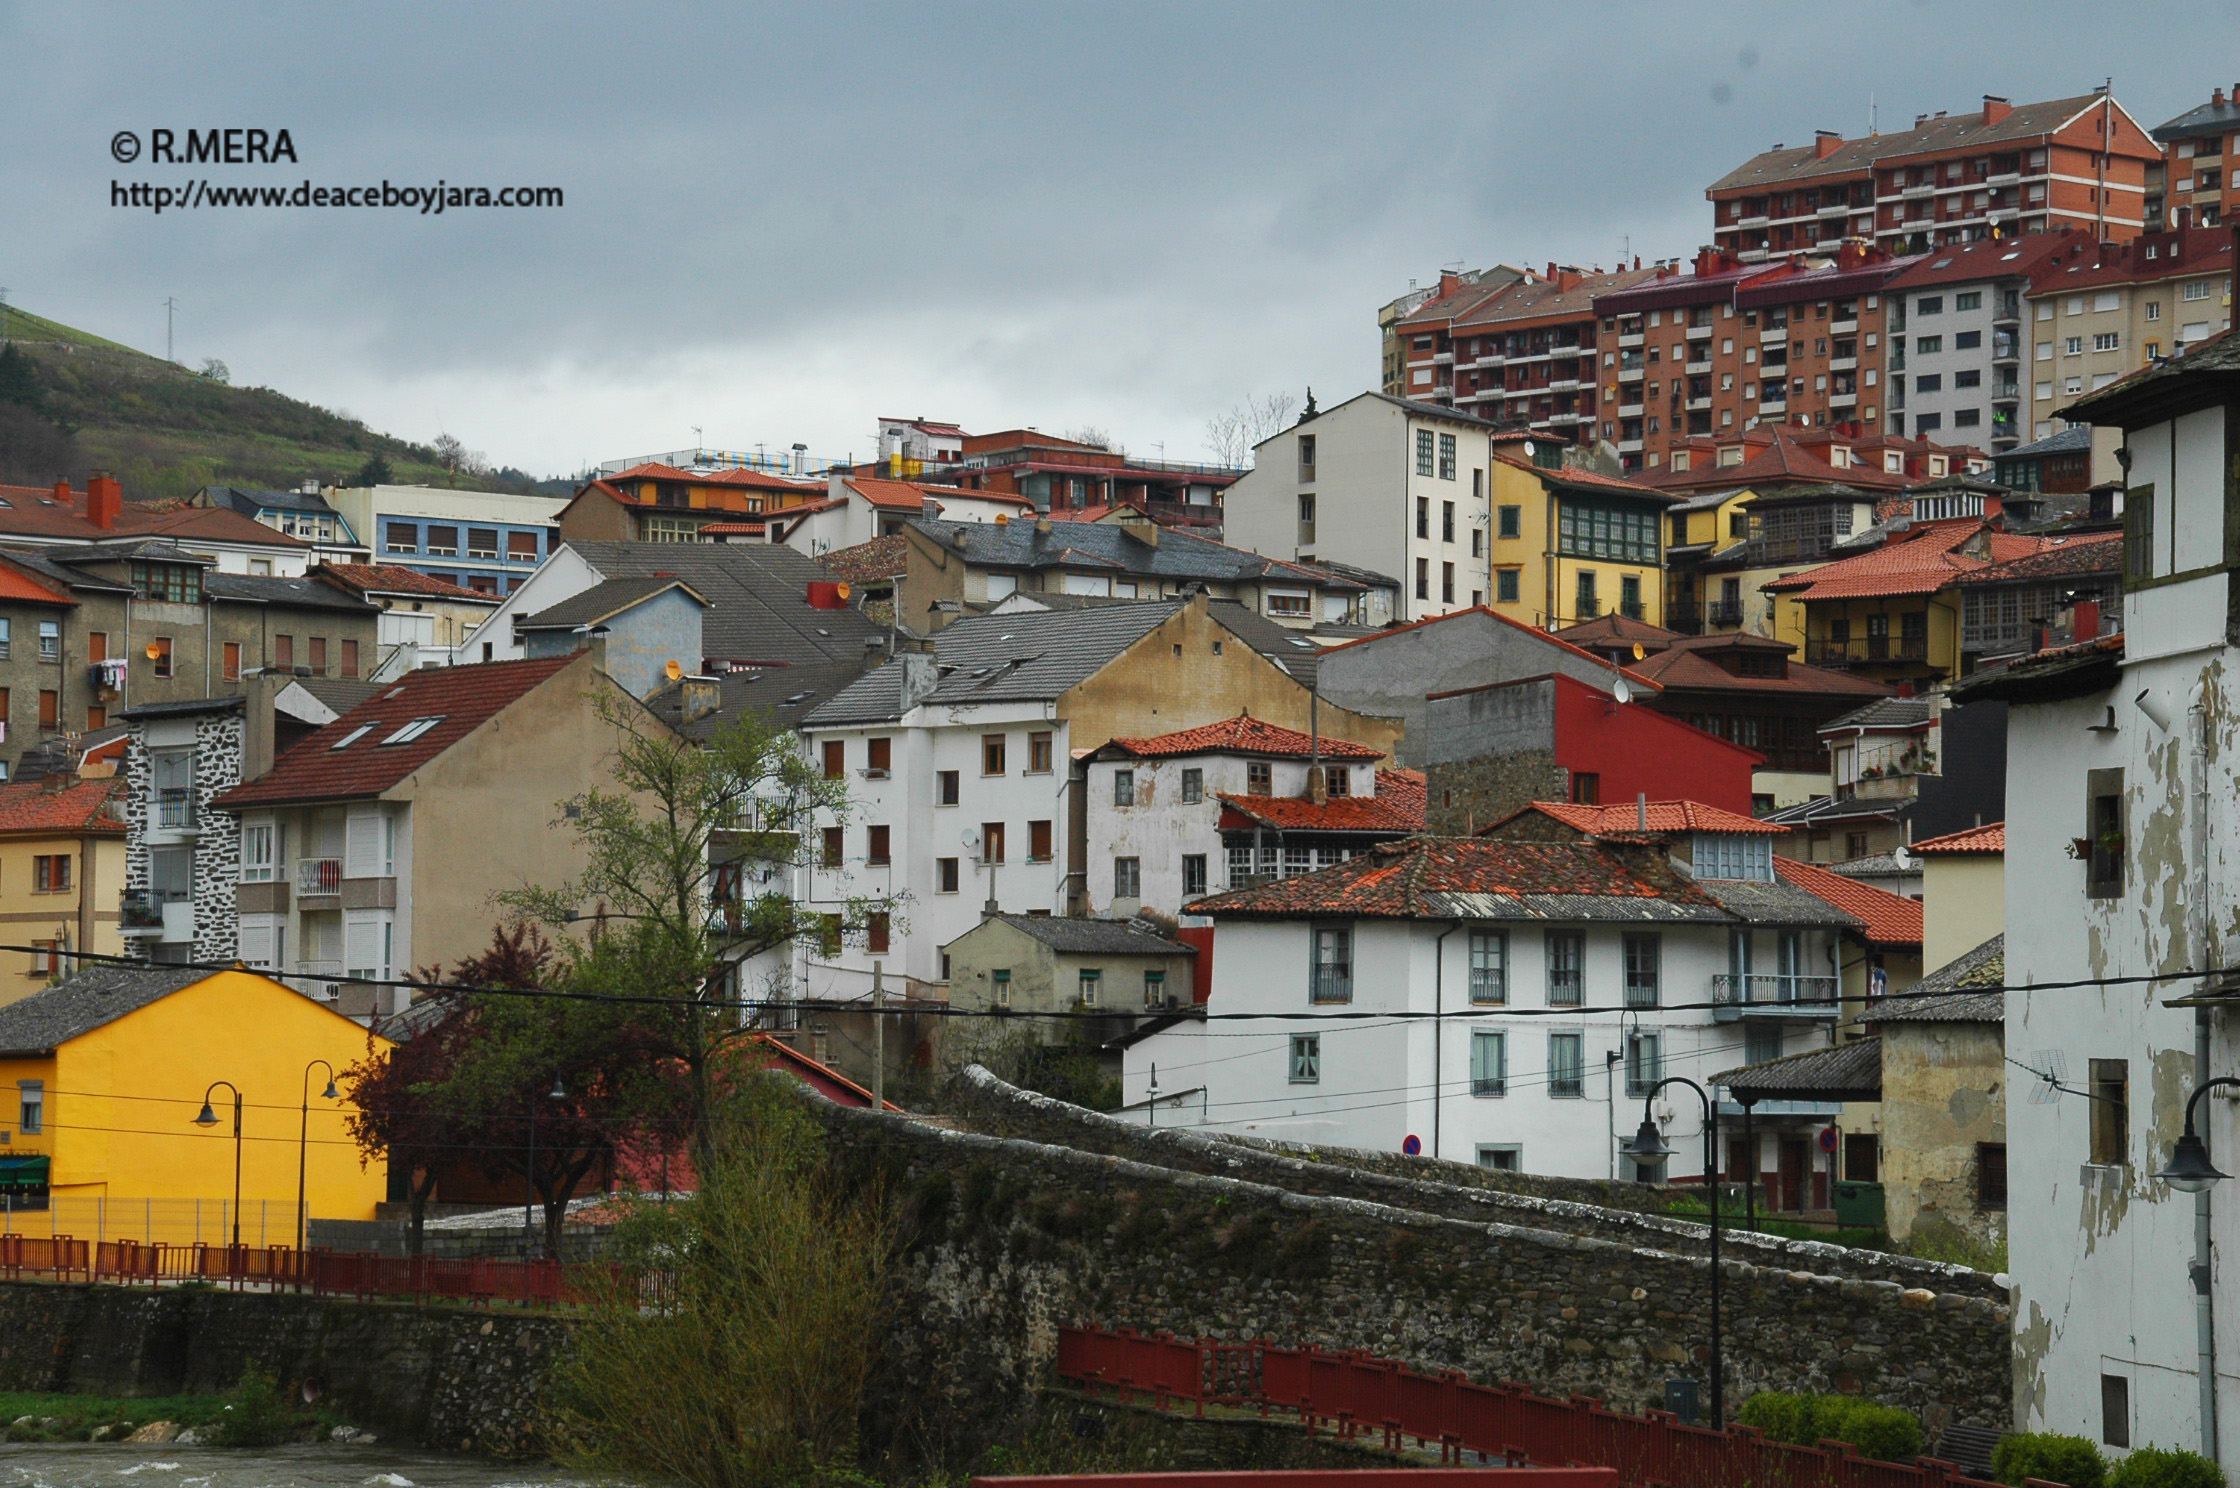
814;1099;2013;1465
0;1282;563;1454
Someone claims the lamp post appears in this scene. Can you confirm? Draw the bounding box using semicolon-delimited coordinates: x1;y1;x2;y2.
1623;1075;1723;1426
2159;1077;2240;1193
2156;1075;2240;1465
296;1061;339;1256
523;1074;569;1260
192;1081;245;1251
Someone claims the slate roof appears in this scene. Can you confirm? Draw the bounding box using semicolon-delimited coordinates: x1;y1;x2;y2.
1491;800;1789;836
201;484;343;516
1107;715;1383;762
1712;1037;1883;1101
644;656;876;741
0;965;215;1055
1625;635;1894;699
817;534;911;587
1912;822;2005;854
1772;856;1924;945
1874;935;2004;1023
2153;95;2240;142
1759;794;1909;829
215;654;581;808
0;778;125;835
2000;425;2096;459
202;571;379;614
910;517;1354;590
1698;877;1864;928
567;541;882;668
1708;94;2117;193
961;913;1197;957
516;576;706;631
1190;836;1734;922
1204;601;1329;688
1217;774;1428;836
804;602;1180;726
1822;697;1934;732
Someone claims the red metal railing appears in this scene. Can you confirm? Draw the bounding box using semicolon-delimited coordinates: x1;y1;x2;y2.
1057;1327;2005;1488
0;1234;666;1310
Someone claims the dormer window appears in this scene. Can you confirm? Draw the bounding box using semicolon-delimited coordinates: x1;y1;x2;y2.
1693;832;1773;881
131;561;202;604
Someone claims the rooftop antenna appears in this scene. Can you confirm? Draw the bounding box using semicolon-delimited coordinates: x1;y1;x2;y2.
1869;92;1877;135
162;296;178;363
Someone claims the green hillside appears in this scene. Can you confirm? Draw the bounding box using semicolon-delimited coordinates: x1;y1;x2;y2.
0;304;554;497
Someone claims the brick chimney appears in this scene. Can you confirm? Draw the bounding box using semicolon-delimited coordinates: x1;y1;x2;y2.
1814;129;1843;159
51;479;69;505
86;472;122;530
1982;95;2012;126
2214;88;2228;110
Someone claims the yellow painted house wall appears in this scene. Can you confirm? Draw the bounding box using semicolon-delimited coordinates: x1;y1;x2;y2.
1922;853;2004;973
1671;491;1754;550
1485;462;1667;632
1794;590;1962;678
0;970;389;1230
0;832;126;1008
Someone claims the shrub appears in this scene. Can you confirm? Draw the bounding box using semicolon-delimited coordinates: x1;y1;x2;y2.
2106;1445;2225;1488
1739;1391;1815;1444
1993;1431;2108;1488
216;1364;300;1448
1737;1391;1920;1463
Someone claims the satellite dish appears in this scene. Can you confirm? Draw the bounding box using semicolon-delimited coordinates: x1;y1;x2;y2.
835;581;852;601
144;642;162;661
1611;677;1634;705
1893;846;1918;871
1632;643;1647;660
664;659;682;682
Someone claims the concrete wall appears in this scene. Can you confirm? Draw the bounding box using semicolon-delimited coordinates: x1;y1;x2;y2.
521;588;705;700
1879;1019;2005;1247
1921;853;2004;972
1421;678;1563;832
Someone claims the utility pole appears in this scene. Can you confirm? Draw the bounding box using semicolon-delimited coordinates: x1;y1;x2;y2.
162;297;177;363
0;288;11;345
870;960;885;1110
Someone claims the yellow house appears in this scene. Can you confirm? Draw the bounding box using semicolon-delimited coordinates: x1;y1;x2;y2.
1660;487;1755;633
0;965;389;1243
1485;454;1672;631
1911;821;2005;972
0;778;127;1007
1760;520;2016;688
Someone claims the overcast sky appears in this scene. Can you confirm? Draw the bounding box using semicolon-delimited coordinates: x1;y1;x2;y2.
3;2;2230;476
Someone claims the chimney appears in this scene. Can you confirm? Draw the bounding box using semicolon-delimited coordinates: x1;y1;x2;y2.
1982;95;2012;125
2178;205;2194;229
921;497;940;520
86;472;122;531
895;633;939;712
1034;517;1052;535
1438;270;1460;295
51;479;69;505
1915;113;1929;128
681;676;720;724
2215;88;2228;110
1814;129;1843;159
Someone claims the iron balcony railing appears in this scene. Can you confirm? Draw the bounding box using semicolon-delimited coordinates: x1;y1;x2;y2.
1713;972;1840;1019
297;858;344;895
1807;635;1930;666
156;790;196;830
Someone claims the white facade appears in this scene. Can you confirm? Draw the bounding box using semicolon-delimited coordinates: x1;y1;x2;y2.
446;545;603;664
1892;277;2024;451
234;799;414;1016
1224;393;1499;623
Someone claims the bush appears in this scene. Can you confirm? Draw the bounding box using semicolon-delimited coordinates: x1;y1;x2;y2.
1737;1391;1921;1463
215;1364;301;1448
1993;1431;2108;1488
2107;1446;2225;1488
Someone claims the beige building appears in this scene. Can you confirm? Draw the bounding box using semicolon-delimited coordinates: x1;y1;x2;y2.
1911;821;2005;972
0;778;126;1005
939;912;1196;1063
1866;937;2005;1249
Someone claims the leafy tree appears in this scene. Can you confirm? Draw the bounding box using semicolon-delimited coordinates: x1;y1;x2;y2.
507;695;893;1164
354;454;392;487
0;404;81;487
0;345;45;411
339;994;466;1256
197;358;230;385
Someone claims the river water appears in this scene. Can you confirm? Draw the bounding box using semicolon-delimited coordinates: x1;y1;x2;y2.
0;1446;595;1488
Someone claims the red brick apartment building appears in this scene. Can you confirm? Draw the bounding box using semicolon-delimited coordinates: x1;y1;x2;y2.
906;428;1239;533
1395;263;1659;447
1707;91;2161;261
2149;83;2240;229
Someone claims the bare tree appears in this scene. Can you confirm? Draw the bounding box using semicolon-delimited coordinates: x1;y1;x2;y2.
1204;392;1300;467
1062;425;1115;451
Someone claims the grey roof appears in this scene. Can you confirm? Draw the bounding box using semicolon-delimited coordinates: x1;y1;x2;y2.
1667;486;1749;512
203;485;341;517
1821;697;1934;733
911;517;1358;590
203;571;379;613
1874;935;2004;1023
0;965;213;1055
956;913;1197;957
518;576;704;631
1760;794;1907;828
805;601;1181;726
1998;425;2095;459
0;547;132;595
1699;877;1864;929
1205;600;1326;689
645;655;878;740
2153;96;2240;142
1713;1036;1883;1101
1292;556;1400;590
1827;852;1915;879
43;539;215;568
120;696;245;720
291;677;384;714
567;541;881;668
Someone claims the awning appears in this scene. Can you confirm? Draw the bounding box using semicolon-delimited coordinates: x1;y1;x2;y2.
0;1154;50;1191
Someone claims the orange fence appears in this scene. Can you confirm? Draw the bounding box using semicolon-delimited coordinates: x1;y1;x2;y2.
1056;1327;2003;1488
0;1234;665;1309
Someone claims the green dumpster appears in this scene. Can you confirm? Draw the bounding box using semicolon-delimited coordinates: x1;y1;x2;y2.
1832;1179;1885;1228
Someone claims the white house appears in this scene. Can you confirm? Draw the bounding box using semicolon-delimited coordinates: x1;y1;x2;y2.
1949;329;2240;1466
1120;812;1859;1185
763;475;1038;558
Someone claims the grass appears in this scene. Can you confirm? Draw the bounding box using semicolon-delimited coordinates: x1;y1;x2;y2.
1659;1196;1888;1251
0;1389;234;1443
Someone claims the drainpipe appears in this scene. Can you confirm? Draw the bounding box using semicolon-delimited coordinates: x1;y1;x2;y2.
2190;676;2220;1464
1432;920;1461;1160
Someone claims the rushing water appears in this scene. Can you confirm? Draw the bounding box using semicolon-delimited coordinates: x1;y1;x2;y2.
0;1445;596;1488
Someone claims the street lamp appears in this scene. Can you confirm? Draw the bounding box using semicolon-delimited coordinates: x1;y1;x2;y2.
1622;1075;1723;1427
296;1061;340;1256
2158;1077;2240;1192
523;1074;569;1260
192;1080;246;1251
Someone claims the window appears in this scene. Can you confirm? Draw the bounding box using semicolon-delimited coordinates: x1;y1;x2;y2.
1954;330;1981;350
2185;280;2214;301
18;1081;43;1135
1468;929;1507;1004
131;561;202;603
2087;766;2125;898
385;521;418;553
2103;1374;2131;1450
340;639;359;679
1746;1024;1783;1065
308;637;328;676
1415;558;1429;601
1470;1031;1507;1096
32;854;70;892
1077;970;1101;1007
1619;574;1642;620
1441;562;1455;604
1549;1032;1584;1097
1954;291;1982;312
329;723;375;751
37;690;57;731
820;827;844;868
151;636;173;678
1246;761;1272;795
1575;569;1598;618
1182;854;1207;896
1915;335;1942;355
1977;1142;2008;1210
866;825;890;865
1441;501;1456;543
1114;857;1141;898
507;530;541;563
1416;496;1430;538
1625;1030;1663;1097
1289;1034;1321;1084
2089;1058;2128;1165
866;912;890;954
1180;767;1203;804
273;634;296;671
424;525;460;556
937;769;960;805
1570;771;1600;805
980;822;1006;862
1114;769;1136;806
1916;296;1943;316
1027;819;1051;861
1324;764;1350;797
982;734;1007;775
1623;934;1660;1007
1497;505;1521;539
990;968;1011;1006
1955;409;1982;427
1416;429;1434;476
2065;336;2084;355
1471;529;1483;558
1298;434;1316;472
1310;925;1352;1003
821;740;845;779
1915;374;1942;393
1143;970;1167;1007
1028;731;1053;773
1495;569;1520;604
35;620;58;662
1438;433;1457;480
1955;368;1981;388
1477;1146;1521;1171
380;716;445;745
1546;931;1583;1005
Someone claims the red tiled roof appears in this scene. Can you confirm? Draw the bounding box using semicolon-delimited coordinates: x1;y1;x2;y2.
1191;835;1728;918
0;486;310;548
603;462;821;494
1109;714;1384;761
845;476;1035;511
214;655;582;809
1639;432;1913;494
1490;799;1791;837
1494;454;1679;501
1774;855;1923;945
1883;231;2083;290
2025;224;2235;294
0;778;125;835
1762;520;2052;600
312;564;496;602
0;556;78;608
1911;822;2005;854
1626;637;1895;698
1314;605;1661;690
1952;532;2122;585
1551;613;1683;650
1217;770;1428;835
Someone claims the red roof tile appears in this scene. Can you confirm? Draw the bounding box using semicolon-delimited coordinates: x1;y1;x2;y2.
816;534;910;586
1626;637;1896;698
1952;533;2122;585
0;779;125;835
1109;714;1384;761
0;486;310;548
845;476;1035;511
1910;822;2005;854
1192;835;1728;918
1217;770;1427;835
1762;520;2053;601
1494;454;1679;501
603;462;821;494
1773;855;1923;945
214;655;582;809
0;556;78;609
1490;799;1791;837
313;564;496;602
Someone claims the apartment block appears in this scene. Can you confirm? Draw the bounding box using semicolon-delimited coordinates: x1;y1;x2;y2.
1707;91;2161;261
2147;83;2240;229
1882;234;2080;449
